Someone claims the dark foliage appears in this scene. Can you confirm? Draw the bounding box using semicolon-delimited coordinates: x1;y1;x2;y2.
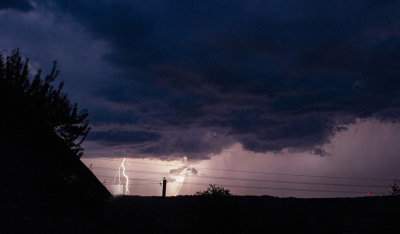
390;179;400;196
195;184;232;196
0;49;91;157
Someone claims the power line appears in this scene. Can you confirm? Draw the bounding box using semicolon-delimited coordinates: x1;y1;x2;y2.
93;167;168;176
119;183;157;186
173;174;388;188
97;175;384;196
167;181;381;195
102;176;162;182
83;157;394;182
98;176;382;195
91;166;388;188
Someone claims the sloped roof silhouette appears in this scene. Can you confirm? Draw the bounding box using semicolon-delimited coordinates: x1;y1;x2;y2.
0;78;112;209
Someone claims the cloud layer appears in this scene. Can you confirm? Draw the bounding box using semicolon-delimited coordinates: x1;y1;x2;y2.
3;0;400;159
0;0;33;12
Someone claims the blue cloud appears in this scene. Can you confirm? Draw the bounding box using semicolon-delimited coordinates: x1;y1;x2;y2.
0;0;33;12
87;130;162;145
7;0;400;157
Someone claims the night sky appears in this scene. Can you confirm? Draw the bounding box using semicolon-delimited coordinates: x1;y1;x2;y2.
1;0;400;197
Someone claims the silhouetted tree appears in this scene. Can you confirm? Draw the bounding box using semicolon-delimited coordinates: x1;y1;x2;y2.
0;49;91;157
389;179;400;196
195;184;232;196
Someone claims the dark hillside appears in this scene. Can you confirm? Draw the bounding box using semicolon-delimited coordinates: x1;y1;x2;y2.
5;194;398;233
97;195;400;234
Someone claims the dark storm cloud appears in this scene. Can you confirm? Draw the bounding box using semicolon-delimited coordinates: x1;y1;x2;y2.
87;130;161;145
34;0;400;158
137;129;235;160
170;166;198;175
0;0;33;12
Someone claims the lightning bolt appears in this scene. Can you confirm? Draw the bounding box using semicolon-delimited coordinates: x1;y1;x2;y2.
174;175;186;196
122;158;129;195
112;165;122;194
113;158;130;195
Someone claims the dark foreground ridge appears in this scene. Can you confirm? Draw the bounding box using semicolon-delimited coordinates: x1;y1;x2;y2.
107;195;400;234
2;195;400;233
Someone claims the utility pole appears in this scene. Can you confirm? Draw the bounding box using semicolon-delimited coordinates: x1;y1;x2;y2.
161;177;167;233
162;177;167;198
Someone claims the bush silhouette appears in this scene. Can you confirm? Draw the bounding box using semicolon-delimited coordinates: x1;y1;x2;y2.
195;184;232;196
390;179;400;196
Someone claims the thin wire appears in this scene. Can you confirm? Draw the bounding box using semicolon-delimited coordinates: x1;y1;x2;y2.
91;167;388;188
101;178;382;194
174;174;388;188
167;181;382;195
93;167;168;176
101;176;162;182
83;157;394;182
123;183;158;186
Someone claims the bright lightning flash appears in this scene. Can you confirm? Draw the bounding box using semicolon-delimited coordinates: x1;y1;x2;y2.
174;175;186;196
113;158;130;195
